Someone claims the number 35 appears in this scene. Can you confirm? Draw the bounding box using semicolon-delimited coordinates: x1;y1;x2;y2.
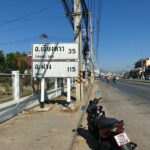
68;49;76;54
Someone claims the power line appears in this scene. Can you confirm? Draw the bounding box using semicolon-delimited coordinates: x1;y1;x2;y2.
0;36;38;45
61;0;74;29
0;16;64;23
0;7;49;27
95;0;102;68
0;16;64;33
0;35;72;46
96;0;102;50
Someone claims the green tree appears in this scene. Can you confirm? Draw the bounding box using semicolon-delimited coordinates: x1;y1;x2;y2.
0;50;6;72
16;52;28;74
123;72;130;79
6;52;17;71
5;51;28;73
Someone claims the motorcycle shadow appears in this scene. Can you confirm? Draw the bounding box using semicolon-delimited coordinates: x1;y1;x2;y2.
77;127;99;150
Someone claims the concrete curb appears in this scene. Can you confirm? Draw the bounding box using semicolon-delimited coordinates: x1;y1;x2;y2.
68;85;93;150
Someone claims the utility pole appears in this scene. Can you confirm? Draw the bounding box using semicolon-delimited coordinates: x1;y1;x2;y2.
83;28;89;86
141;49;145;80
74;0;83;101
89;12;94;83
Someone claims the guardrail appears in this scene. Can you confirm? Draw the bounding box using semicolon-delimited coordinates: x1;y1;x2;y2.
0;83;73;123
0;71;74;123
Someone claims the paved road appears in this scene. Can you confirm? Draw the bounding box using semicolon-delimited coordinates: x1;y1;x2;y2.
101;78;150;102
75;80;150;150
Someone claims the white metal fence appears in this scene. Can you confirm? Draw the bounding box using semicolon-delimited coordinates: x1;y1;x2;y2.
0;73;13;104
0;71;74;123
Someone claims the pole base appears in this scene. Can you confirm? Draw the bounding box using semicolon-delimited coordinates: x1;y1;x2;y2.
40;102;44;108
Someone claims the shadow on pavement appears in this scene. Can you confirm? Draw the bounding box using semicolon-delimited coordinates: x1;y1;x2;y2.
63;92;76;101
77;127;99;150
45;99;70;107
44;90;76;107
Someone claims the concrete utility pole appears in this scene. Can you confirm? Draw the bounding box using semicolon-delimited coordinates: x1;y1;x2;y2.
74;0;83;100
83;29;89;86
89;12;94;83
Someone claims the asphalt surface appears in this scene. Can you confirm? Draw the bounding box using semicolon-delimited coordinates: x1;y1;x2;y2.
101;78;150;102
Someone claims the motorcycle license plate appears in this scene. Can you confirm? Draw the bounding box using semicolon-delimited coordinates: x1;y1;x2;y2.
114;133;131;147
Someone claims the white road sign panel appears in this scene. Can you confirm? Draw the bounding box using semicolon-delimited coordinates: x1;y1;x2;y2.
32;43;78;60
32;61;78;78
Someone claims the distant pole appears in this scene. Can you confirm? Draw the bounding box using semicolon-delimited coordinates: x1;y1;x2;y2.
141;49;145;80
74;0;83;101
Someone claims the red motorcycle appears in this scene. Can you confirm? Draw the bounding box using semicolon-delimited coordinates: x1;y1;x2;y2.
86;99;137;150
96;116;137;150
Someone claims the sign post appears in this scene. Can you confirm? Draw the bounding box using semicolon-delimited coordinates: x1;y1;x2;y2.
41;78;45;108
67;78;71;103
32;43;79;108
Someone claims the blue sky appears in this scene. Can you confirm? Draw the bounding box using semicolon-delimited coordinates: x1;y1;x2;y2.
99;0;150;71
0;0;150;71
0;0;73;51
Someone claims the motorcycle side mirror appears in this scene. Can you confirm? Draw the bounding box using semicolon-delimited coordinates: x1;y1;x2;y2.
98;106;103;111
101;111;105;116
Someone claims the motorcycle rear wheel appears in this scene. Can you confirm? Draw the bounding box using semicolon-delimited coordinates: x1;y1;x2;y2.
98;140;111;150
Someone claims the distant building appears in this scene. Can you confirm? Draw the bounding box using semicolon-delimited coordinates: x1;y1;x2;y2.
94;69;100;77
134;57;150;78
27;52;32;68
145;66;150;76
135;57;150;68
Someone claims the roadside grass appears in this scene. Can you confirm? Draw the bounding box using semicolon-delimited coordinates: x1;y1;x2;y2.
0;87;33;104
20;87;33;98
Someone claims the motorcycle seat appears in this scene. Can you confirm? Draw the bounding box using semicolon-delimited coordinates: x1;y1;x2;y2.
96;116;120;128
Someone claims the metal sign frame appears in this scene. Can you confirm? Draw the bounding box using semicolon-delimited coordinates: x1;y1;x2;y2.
32;43;79;78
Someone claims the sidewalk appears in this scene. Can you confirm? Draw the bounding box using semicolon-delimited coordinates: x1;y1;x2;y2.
0;83;100;150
